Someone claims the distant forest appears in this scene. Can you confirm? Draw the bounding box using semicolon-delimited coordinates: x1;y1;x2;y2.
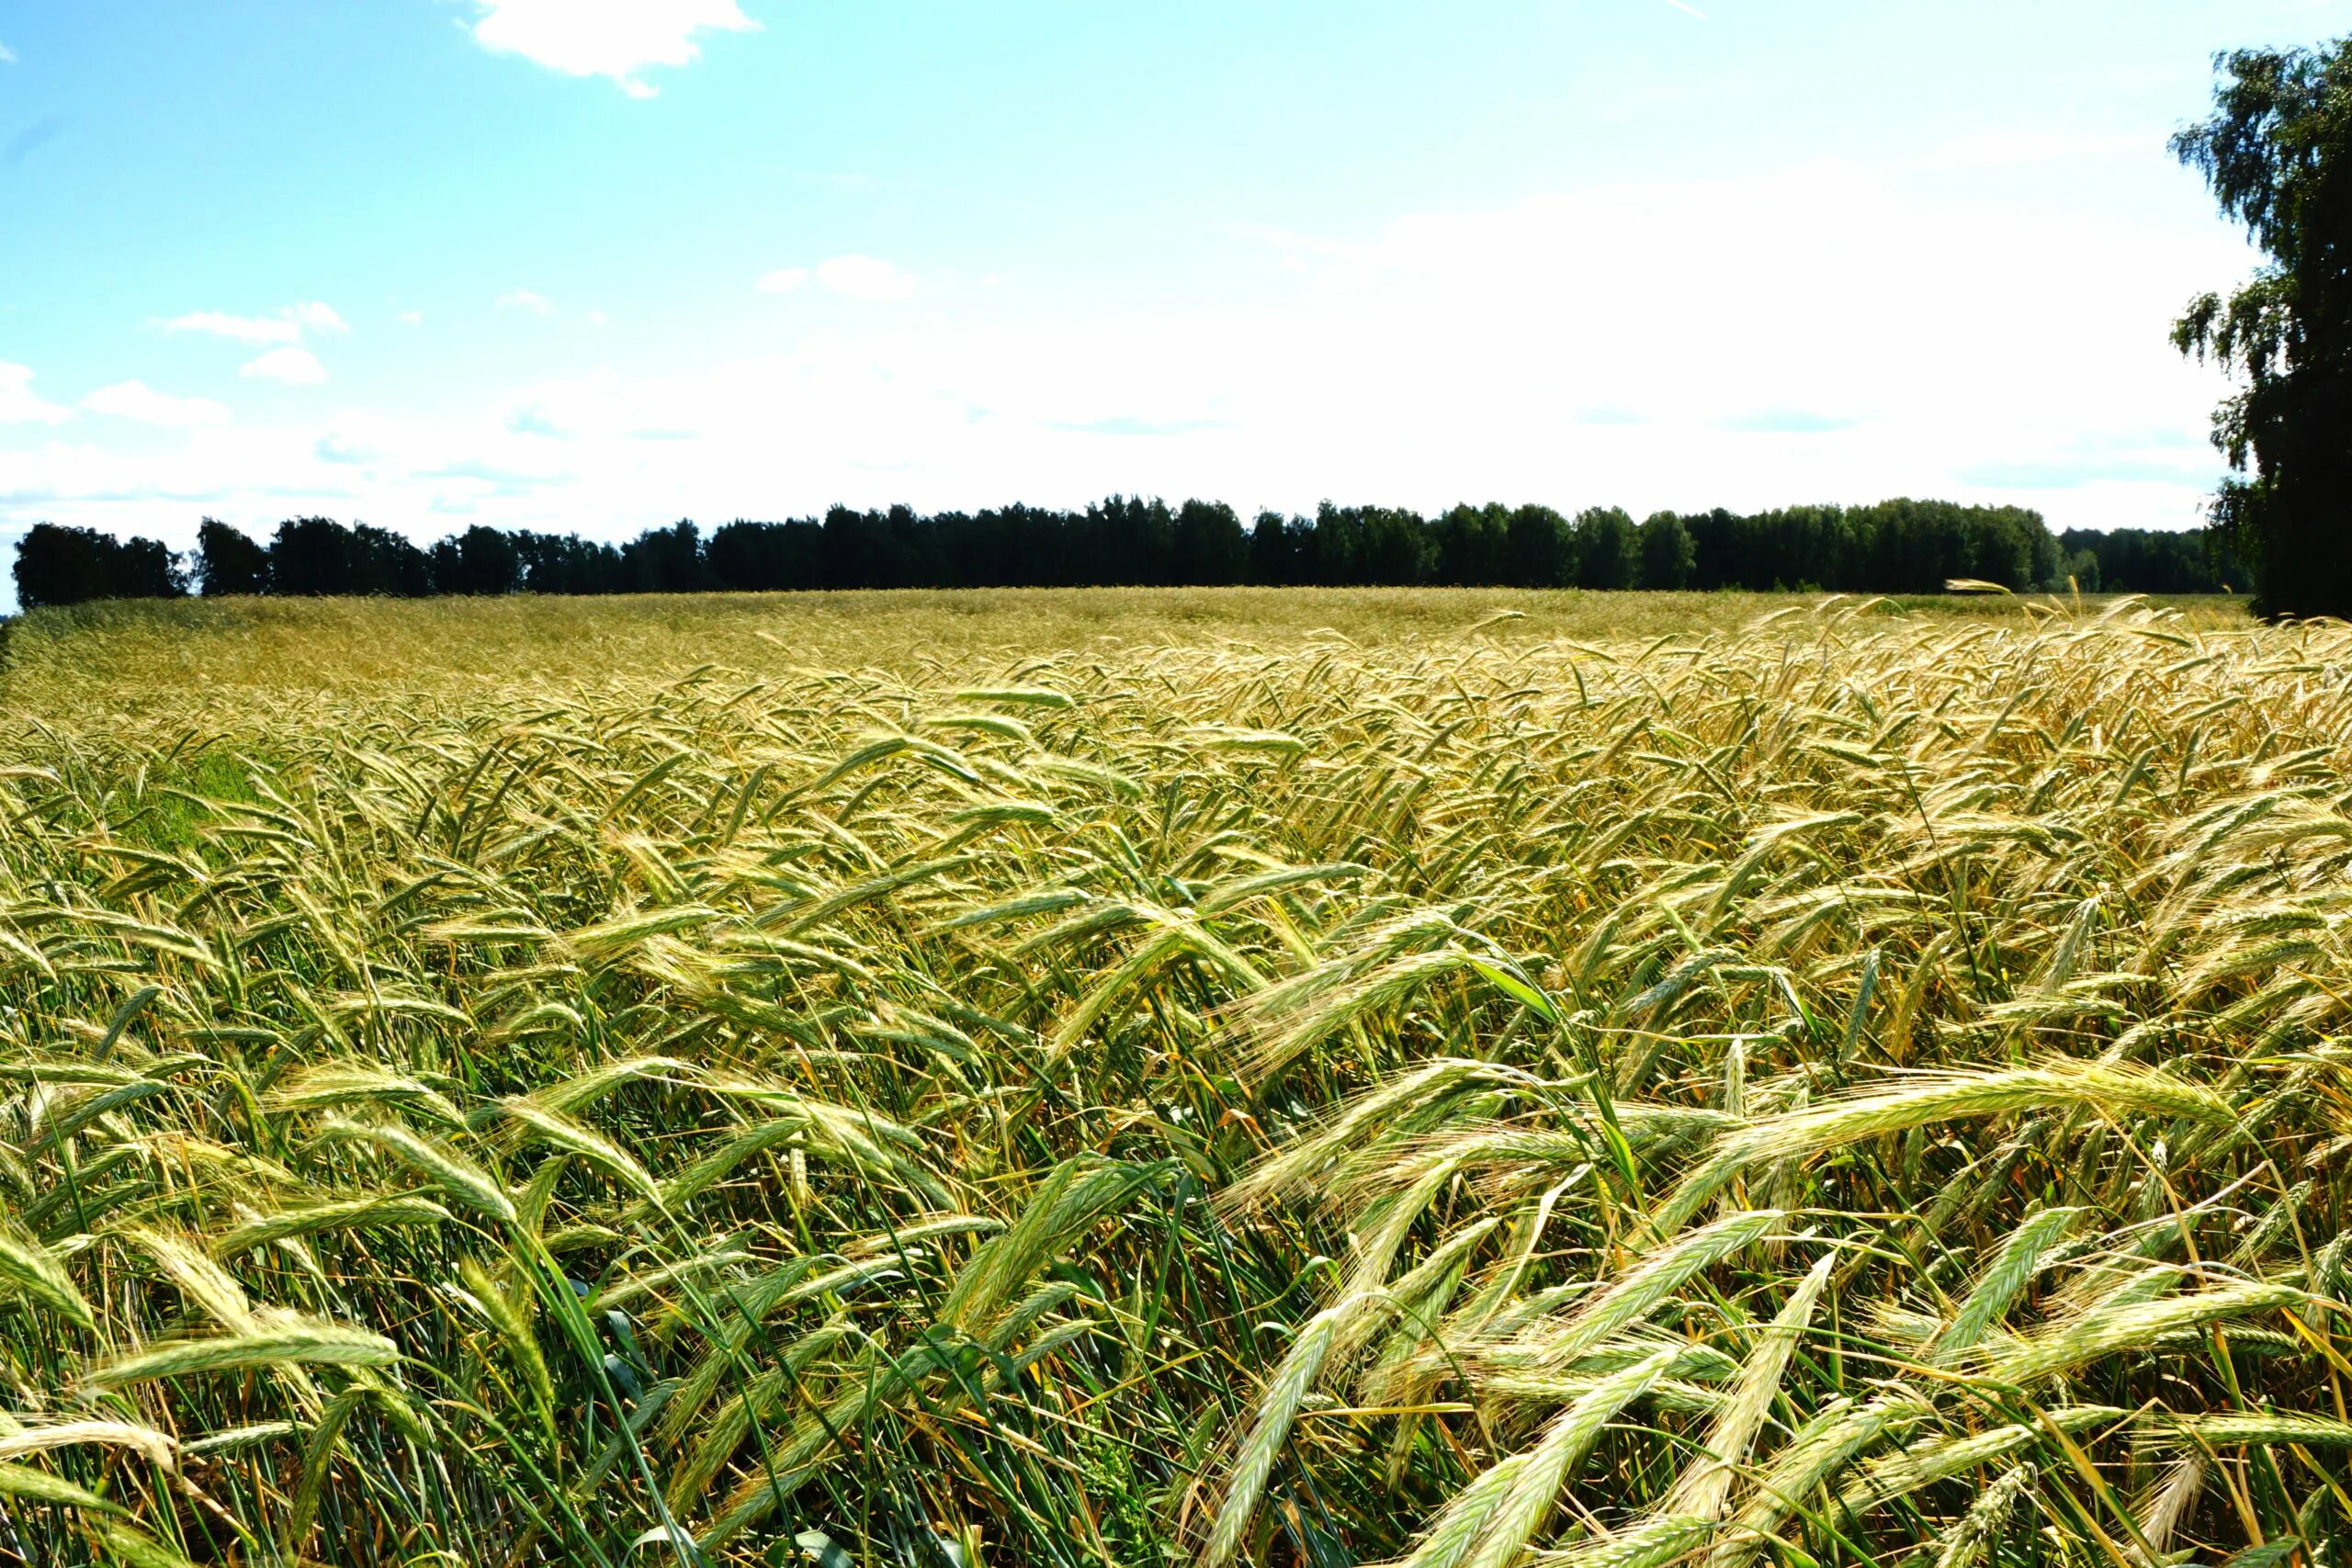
11;498;2229;610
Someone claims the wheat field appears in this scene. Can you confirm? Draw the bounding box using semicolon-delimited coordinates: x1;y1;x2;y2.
0;589;2346;1567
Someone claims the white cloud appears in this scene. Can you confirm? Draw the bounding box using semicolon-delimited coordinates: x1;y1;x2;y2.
814;254;916;301
284;301;350;334
759;258;927;301
588;309;610;327
0;42;16;64
5;163;2248;552
398;310;424;326
165;310;299;345
468;0;757;98
0;363;69;425
164;302;347;344
496;288;556;316
82;380;230;428
240;346;329;385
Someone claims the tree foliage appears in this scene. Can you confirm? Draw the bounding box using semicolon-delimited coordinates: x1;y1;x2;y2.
2055;526;2228;595
9;498;2222;609
12;524;186;609
194;517;270;596
1639;510;1696;590
2173;40;2352;617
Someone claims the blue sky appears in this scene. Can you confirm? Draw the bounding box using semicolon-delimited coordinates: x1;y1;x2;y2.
0;1;2338;604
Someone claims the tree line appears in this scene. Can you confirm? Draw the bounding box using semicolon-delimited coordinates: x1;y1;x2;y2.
10;498;2227;611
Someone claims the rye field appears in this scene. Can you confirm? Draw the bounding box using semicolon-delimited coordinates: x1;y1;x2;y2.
4;587;2352;1567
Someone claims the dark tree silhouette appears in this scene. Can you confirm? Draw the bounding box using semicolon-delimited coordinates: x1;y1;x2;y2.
266;517;434;597
1249;510;1299;586
433;525;524;596
9;501;2226;610
196;518;270;596
707;520;823;592
625;520;713;593
2173;40;2352;617
1432;503;1510;587
1172;501;1248;585
1638;512;1696;590
13;524;185;608
1573;507;1641;590
1506;505;1574;588
2057;527;2226;594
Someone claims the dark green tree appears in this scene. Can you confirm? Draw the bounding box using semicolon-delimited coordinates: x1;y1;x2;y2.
266;517;432;596
708;520;822;592
1358;506;1434;584
1571;507;1640;590
28;496;2246;605
1249;511;1300;585
1171;500;1247;584
13;524;185;608
1431;502;1509;585
513;531;625;593
1637;512;1696;590
264;518;356;596
2057;526;2222;593
2172;40;2352;617
1505;505;1574;588
625;519;713;593
1086;496;1174;584
195;518;270;595
1306;502;1364;585
435;525;522;595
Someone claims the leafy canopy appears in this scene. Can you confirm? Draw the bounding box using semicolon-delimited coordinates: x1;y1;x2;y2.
2173;39;2352;617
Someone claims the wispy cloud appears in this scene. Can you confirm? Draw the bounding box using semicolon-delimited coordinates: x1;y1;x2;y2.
285;301;349;333
760;256;917;302
164;302;347;344
240;346;329;385
0;42;16;64
1046;415;1228;437
315;432;379;465
0;363;70;425
82;380;229;428
1721;409;1861;434
168;311;299;345
818;255;917;300
5;164;2242;549
467;0;757;99
4;115;62;167
495;288;556;316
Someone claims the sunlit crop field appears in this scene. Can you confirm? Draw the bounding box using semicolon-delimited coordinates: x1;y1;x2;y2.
5;588;2350;1567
